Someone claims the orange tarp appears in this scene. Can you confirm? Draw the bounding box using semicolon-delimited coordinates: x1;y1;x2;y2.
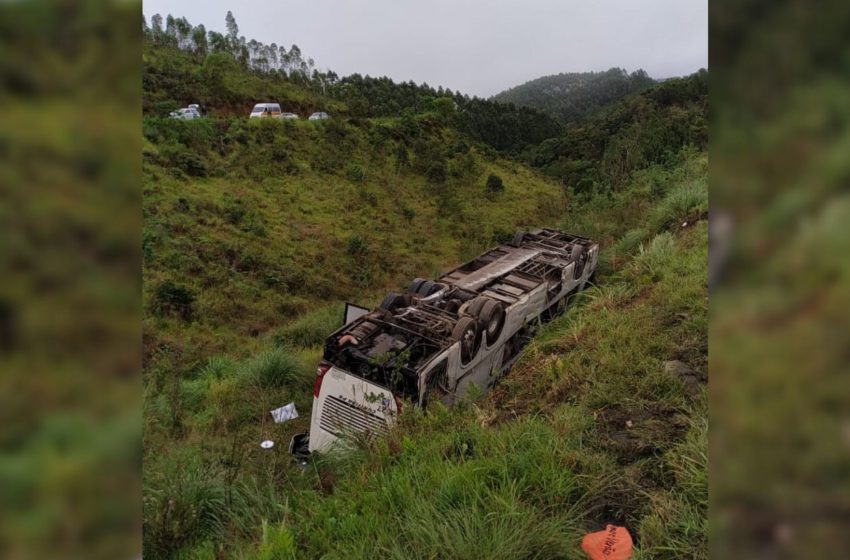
581;525;633;560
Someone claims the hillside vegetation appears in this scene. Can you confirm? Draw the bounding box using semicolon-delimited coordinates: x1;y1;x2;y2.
492;68;656;123
143;12;707;559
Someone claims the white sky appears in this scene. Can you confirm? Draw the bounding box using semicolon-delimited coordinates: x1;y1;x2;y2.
143;0;707;98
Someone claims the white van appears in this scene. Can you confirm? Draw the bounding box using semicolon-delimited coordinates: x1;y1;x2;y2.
249;103;282;118
291;228;598;455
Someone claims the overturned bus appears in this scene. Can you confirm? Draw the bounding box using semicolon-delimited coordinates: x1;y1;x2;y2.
291;228;599;455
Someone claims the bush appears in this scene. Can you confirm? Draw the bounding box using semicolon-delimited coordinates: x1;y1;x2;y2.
401;205;416;223
485;174;504;194
345;163;365;182
426;162;447;184
159;143;207;177
150;281;195;320
347;234;369;256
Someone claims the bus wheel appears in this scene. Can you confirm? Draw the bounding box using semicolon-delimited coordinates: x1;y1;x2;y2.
452;317;480;364
380;293;408;312
408;278;426;294
466;296;488;317
480;299;505;345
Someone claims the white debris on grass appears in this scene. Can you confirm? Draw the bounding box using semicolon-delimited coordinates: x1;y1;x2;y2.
271;402;299;424
260;440;274;449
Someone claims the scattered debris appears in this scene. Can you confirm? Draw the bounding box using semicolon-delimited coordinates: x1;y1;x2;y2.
260;440;274;449
271;402;299;423
625;420;633;428
581;524;633;560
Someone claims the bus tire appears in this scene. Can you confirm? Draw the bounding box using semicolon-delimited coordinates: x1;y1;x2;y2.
408;278;426;294
380;293;407;312
480;299;505;345
452;317;480;364
467;296;488;318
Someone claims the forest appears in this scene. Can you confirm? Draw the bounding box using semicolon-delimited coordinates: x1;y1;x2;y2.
493;67;657;123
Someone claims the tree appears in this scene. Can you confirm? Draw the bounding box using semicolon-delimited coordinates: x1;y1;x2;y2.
150;13;163;42
208;31;227;53
225;10;239;50
192;24;208;58
174;17;192;50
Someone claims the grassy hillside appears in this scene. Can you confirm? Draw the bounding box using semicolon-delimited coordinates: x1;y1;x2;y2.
143;116;707;556
143;114;566;375
492;68;656;123
143;15;707;560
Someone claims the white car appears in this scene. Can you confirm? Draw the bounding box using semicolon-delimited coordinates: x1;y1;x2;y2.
278;112;300;120
169;108;202;120
308;111;330;121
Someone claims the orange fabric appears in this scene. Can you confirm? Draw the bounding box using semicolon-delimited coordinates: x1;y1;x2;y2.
581;525;633;560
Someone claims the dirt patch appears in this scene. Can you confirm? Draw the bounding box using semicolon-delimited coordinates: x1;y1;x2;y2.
664;359;705;396
596;405;689;465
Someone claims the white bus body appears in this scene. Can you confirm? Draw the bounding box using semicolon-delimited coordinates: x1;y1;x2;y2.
297;229;598;454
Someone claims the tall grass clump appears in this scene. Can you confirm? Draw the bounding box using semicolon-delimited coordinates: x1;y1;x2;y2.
614;228;648;255
143;458;228;559
273;304;342;348
649;180;708;232
631;232;677;280
242;347;310;390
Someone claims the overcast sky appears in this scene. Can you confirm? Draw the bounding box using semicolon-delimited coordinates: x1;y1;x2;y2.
143;0;707;97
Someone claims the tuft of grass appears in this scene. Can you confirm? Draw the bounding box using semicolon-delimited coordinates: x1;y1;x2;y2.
241;348;310;390
272;304;343;349
649;180;708;233
615;228;648;255
631;232;677;280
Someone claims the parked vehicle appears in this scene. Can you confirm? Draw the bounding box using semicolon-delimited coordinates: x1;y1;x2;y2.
169;107;202;120
291;228;599;455
279;112;300;120
250;103;282;118
308;111;330;121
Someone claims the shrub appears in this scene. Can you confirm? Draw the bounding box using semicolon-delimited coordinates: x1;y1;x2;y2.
485;174;504;194
347;234;369;256
401;205;416;223
160;143;207;177
345;163;365;182
426;162;447;184
150;281;195;320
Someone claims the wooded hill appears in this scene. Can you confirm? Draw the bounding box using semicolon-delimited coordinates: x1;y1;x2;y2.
492;68;657;122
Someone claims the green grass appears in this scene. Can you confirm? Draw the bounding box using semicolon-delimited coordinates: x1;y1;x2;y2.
142;114;707;558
